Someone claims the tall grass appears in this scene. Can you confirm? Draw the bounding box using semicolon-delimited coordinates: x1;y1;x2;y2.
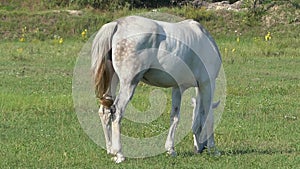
1;29;299;168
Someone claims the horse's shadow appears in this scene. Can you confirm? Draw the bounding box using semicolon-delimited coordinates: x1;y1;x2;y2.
179;148;297;157
220;148;295;155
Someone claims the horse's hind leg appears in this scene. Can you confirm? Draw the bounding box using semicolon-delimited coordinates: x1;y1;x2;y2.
165;87;181;156
98;60;118;155
98;105;113;154
110;78;139;163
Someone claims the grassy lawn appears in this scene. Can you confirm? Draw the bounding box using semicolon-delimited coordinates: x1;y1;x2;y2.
1;5;299;169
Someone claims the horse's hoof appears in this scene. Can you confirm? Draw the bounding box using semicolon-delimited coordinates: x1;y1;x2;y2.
194;145;207;154
107;149;113;155
111;154;125;163
208;147;221;157
166;149;177;157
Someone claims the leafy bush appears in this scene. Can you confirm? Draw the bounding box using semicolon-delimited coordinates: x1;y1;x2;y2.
199;0;240;4
43;0;172;10
183;6;214;21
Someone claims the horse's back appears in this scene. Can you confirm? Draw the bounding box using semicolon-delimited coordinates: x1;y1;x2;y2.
112;16;221;87
114;16;198;42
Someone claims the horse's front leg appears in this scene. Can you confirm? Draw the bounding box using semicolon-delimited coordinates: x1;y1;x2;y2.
165;87;182;156
192;89;207;153
201;82;220;156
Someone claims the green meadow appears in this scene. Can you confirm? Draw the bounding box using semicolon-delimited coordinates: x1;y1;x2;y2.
1;1;299;168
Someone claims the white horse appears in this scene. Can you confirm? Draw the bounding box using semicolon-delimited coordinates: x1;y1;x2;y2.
91;15;222;163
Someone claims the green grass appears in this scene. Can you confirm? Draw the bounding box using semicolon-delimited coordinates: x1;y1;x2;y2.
1;34;299;169
1;5;300;169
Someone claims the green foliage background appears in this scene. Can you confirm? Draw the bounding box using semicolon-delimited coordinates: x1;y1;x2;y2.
2;0;288;10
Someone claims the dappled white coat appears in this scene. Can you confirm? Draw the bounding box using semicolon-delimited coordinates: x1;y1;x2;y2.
111;16;221;87
92;16;222;163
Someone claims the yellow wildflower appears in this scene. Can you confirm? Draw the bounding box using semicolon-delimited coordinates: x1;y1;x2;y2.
22;26;27;33
19;37;25;42
58;38;64;44
232;48;236;52
237;37;240;43
81;29;87;39
265;32;271;41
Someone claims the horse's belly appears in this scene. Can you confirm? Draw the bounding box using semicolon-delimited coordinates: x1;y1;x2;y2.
141;69;178;88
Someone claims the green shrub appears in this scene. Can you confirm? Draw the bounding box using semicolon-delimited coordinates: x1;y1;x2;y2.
169;5;214;21
42;0;172;10
184;6;214;21
205;0;240;3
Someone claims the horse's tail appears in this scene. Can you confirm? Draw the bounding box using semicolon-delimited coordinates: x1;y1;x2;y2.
91;21;118;99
